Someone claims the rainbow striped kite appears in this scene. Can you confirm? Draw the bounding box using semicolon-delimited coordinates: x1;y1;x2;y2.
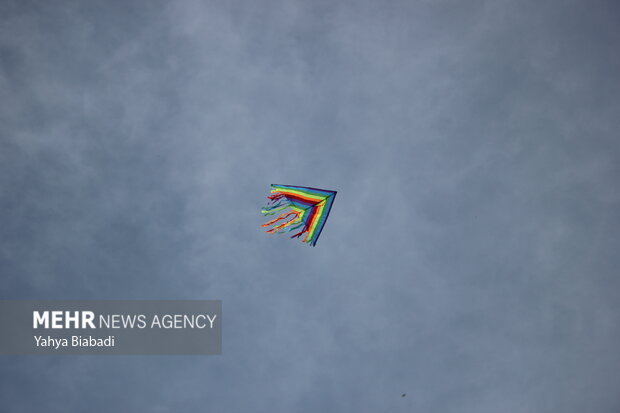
261;184;337;246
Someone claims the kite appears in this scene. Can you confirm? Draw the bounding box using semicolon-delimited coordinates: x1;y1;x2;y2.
261;184;337;246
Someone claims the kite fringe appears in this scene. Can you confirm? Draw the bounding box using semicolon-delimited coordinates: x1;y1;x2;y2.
262;193;292;216
261;210;303;235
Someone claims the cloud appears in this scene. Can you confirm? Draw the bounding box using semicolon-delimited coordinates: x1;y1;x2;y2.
1;0;619;411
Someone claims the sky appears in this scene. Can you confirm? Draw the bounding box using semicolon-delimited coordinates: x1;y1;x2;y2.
1;0;620;411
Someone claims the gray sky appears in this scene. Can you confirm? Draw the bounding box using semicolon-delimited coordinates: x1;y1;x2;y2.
1;0;620;411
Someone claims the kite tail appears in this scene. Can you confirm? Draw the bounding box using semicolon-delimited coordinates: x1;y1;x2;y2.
262;210;302;234
268;217;301;233
261;203;288;216
261;212;291;228
267;192;286;203
290;226;308;239
262;194;292;216
290;225;316;246
284;222;305;232
261;200;291;215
